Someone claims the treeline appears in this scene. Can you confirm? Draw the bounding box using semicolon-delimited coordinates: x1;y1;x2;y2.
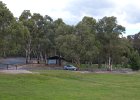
0;1;140;70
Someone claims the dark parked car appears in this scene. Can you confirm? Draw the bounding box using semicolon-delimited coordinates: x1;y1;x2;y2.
64;65;77;71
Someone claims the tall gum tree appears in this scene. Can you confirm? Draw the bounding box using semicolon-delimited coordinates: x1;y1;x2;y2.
96;16;125;70
56;16;99;68
19;10;33;63
0;1;14;57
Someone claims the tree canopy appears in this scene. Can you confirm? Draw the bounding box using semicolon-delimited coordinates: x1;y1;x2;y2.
0;1;140;70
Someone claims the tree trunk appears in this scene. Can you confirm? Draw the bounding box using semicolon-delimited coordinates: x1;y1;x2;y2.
108;56;112;71
74;58;81;70
44;53;47;65
98;56;102;68
40;51;43;61
37;50;40;64
25;49;28;64
25;37;32;64
3;51;6;58
37;55;40;64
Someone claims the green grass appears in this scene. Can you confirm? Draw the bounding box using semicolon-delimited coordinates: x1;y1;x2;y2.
0;70;140;100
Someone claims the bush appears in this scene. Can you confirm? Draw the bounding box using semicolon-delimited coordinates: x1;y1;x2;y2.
129;50;140;71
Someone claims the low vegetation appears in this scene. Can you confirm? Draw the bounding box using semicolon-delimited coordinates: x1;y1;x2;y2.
0;70;140;100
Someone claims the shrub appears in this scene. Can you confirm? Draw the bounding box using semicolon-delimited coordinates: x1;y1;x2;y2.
129;50;140;71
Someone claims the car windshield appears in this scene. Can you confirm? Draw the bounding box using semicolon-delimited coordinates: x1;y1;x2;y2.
67;65;73;67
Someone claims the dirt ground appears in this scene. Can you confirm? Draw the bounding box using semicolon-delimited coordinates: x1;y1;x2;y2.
0;64;136;74
0;70;33;74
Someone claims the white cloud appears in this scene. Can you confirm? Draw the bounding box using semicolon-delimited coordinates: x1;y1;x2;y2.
2;0;70;16
1;0;140;36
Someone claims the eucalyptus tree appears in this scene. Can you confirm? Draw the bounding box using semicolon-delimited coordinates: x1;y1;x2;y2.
19;10;33;63
30;14;55;63
8;20;30;56
0;1;14;57
74;16;99;67
110;37;132;67
128;32;140;53
52;18;66;55
56;16;99;68
129;49;140;70
127;33;140;70
41;15;54;63
29;13;45;63
96;16;125;70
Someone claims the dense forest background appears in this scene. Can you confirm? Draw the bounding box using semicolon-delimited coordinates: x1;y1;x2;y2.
0;1;140;70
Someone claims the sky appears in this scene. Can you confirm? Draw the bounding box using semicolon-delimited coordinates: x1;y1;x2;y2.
1;0;140;36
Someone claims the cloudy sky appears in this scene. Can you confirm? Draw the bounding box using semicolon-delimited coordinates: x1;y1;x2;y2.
1;0;140;36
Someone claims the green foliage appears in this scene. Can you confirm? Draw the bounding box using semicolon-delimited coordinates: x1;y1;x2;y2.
0;1;14;30
96;16;126;68
1;1;140;69
128;32;140;54
129;50;140;70
0;1;14;57
56;17;99;67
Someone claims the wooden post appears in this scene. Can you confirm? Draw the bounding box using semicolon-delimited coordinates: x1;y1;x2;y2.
7;64;8;70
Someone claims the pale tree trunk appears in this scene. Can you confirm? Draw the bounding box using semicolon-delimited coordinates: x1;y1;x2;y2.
58;54;61;66
28;37;31;61
44;52;47;65
25;37;32;64
25;49;28;63
108;40;112;71
108;56;112;71
25;49;31;64
74;57;81;70
40;51;43;61
25;49;30;64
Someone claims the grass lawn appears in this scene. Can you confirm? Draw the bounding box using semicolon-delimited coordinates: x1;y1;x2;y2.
0;70;140;100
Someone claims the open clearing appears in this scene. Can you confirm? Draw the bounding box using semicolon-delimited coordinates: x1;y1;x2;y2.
0;70;140;100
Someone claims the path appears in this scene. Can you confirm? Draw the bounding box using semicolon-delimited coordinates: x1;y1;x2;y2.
0;70;33;74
